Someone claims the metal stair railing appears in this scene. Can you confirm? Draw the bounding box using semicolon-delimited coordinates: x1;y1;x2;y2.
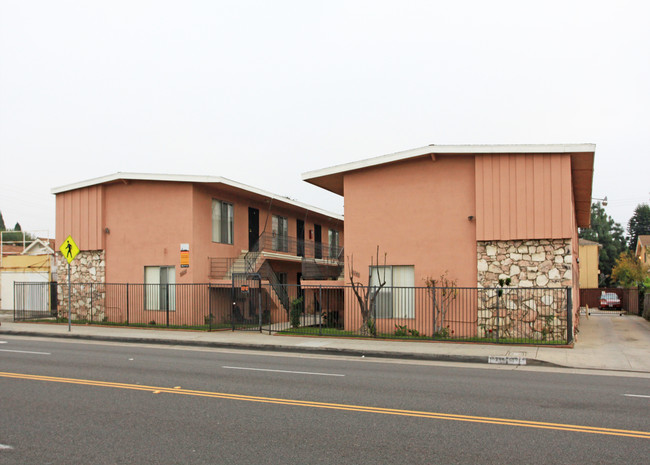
258;261;290;314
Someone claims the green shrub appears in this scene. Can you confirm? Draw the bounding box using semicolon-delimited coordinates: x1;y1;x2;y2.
290;297;304;328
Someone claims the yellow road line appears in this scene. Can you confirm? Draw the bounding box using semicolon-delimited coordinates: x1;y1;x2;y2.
2;371;649;439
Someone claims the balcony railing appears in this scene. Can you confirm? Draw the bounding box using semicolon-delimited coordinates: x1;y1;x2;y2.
256;232;343;262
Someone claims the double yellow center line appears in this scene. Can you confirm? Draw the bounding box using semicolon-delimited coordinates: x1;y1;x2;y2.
2;371;648;439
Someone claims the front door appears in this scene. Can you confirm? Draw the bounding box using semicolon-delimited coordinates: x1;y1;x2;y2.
248;207;259;251
297;219;305;257
314;224;322;259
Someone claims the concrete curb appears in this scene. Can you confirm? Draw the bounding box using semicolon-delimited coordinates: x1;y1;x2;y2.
0;328;559;367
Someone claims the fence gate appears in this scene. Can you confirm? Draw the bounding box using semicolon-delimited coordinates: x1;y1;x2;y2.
231;273;262;330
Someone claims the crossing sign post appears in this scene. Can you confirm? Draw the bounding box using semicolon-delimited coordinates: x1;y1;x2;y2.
59;236;80;332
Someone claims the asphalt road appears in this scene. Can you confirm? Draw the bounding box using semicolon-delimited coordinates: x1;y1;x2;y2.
1;336;649;464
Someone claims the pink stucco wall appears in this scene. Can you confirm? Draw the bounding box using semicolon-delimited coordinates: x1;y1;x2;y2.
56;179;343;286
343;155;477;289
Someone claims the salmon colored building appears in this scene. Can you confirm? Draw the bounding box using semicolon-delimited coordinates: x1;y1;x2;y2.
52;173;343;323
303;144;595;340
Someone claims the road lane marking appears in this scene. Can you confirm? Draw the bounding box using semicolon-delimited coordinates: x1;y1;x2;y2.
0;444;13;450
222;366;345;377
624;394;650;399
1;371;649;439
0;349;51;355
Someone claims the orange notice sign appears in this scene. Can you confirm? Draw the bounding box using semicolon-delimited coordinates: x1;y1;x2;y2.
180;243;190;268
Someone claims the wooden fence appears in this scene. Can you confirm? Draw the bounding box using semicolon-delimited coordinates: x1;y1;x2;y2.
579;287;639;314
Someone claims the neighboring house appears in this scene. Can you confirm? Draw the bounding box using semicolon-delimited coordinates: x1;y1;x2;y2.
1;238;56;311
52;173;343;323
635;235;650;265
578;238;601;288
303;143;595;338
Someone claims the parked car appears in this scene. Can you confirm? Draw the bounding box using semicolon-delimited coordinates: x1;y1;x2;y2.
599;292;621;310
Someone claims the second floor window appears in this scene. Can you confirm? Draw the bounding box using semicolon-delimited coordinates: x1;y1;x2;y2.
212;200;233;244
328;229;340;259
272;215;288;252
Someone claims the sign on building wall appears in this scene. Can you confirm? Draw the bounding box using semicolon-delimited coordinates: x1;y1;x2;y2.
180;243;190;268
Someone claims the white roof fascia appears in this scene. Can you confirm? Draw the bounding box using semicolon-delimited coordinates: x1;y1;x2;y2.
302;143;596;181
51;172;343;221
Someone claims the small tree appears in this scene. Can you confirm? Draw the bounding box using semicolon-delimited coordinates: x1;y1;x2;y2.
579;202;626;286
290;297;304;328
611;251;650;288
627;203;650;251
424;271;458;337
348;246;387;336
0;210;5;231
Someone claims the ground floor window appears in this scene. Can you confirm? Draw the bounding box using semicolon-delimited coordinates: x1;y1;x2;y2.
369;265;414;319
144;266;176;311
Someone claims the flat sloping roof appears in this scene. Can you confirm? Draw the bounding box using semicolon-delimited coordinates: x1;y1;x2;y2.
302;143;595;226
52;172;343;221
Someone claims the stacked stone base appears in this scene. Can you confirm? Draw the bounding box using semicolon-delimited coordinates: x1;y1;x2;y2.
57;250;106;321
477;239;572;341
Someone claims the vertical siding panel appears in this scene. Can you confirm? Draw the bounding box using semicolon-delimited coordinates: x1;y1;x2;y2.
509;155;517;238
73;190;81;246
80;188;89;248
64;193;73;240
88;186;98;249
499;155;509;239
475;157;485;240
483;156;494;240
98;186;105;249
529;156;544;237
545;155;554;238
528;155;537;235
515;156;526;239
493;155;501;239
550;156;562;238
541;155;549;237
561;155;573;238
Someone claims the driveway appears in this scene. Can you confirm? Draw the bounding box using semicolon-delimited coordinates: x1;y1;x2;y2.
568;309;650;371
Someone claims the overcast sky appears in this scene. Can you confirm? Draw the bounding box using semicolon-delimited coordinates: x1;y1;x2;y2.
1;0;648;239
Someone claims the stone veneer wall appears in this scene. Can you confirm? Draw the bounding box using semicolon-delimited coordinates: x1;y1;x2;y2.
57;250;106;321
476;239;572;341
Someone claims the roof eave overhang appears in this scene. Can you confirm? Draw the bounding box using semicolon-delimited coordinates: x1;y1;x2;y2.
51;173;343;222
302;144;596;226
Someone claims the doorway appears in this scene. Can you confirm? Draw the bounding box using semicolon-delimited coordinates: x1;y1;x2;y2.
248;207;259;251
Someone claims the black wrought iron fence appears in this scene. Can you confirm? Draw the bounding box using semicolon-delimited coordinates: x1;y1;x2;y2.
12;282;573;344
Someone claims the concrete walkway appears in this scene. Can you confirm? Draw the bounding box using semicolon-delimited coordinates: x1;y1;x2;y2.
1;309;648;373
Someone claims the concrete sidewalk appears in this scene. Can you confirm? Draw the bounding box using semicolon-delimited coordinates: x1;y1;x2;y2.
1;310;648;373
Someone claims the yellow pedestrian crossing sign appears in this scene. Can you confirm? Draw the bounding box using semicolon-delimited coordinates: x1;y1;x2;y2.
60;235;80;264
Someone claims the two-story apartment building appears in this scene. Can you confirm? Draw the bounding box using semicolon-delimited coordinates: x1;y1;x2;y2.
303;144;595;340
52;173;343;325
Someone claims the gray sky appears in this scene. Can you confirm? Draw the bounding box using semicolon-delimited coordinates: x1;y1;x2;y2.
1;0;648;239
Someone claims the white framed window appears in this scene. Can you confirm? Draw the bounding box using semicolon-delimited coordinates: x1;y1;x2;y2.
212;200;234;244
328;229;340;259
369;265;414;319
272;215;288;252
144;266;176;311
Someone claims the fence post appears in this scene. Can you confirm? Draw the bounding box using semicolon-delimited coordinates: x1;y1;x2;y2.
90;282;93;324
166;284;170;328
126;283;129;325
208;284;212;331
319;285;322;336
495;289;500;343
566;287;573;345
432;287;437;340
